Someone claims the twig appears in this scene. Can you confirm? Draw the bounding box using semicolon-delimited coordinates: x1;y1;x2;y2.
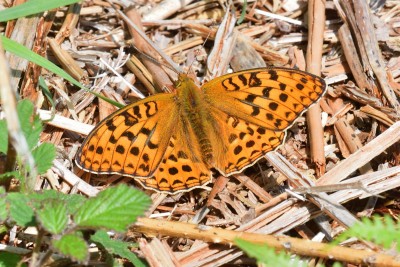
132;217;400;267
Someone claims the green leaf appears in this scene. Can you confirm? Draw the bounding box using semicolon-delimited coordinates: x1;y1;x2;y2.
0;187;7;222
31;142;56;174
17;100;42;150
36;199;68;234
91;230;146;267
335;215;400;251
52;234;88;263
0;171;22;181
0;252;26;267
7;193;35;227
29;190;86;214
0;120;7;154
57;193;87;214
235;239;307;267
0;0;81;23
38;76;55;122
74;184;151;232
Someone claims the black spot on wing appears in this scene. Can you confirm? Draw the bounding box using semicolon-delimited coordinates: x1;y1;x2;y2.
96;147;103;154
116;145;125;154
133;106;141;119
106;120;116;131
169;167;179;175
249;72;262;86
234;146;243;155
296;83;305;90
269;102;279;111
279;93;288;102
130;147;139;156
238;74;248;86
109;135;118;144
269;70;278;81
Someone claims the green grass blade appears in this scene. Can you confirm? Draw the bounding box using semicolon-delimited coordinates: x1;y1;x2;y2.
0;0;81;23
1;36;123;108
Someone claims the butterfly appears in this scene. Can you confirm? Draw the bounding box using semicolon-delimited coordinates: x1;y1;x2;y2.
76;68;326;194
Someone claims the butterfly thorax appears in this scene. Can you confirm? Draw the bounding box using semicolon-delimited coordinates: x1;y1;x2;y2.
176;74;213;165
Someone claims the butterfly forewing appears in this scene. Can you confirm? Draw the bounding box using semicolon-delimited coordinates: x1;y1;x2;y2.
202;68;326;131
76;94;178;177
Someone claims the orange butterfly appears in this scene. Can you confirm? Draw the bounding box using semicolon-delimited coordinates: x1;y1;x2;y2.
76;68;326;194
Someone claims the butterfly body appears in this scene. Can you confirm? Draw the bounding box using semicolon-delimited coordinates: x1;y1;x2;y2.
76;68;326;193
175;74;214;165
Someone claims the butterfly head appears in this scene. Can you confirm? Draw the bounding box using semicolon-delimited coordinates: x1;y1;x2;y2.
174;73;195;89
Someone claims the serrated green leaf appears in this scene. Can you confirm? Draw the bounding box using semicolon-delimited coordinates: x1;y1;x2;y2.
31;142;56;174
0;187;7;222
52;234;88;263
60;194;87;214
91;230;146;267
335;215;400;251
17;100;42;150
36;199;68;234
7;193;35;227
235;239;307;267
74;184;150;232
30;190;86;214
29;189;60;201
0;252;26;267
0;120;8;154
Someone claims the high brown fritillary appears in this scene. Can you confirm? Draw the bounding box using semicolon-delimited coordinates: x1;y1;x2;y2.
76;68;326;193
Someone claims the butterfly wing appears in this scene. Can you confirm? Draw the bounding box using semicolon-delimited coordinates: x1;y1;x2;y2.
202;68;326;175
135;134;211;193
77;92;213;193
207;109;286;175
203;68;326;131
76;93;178;178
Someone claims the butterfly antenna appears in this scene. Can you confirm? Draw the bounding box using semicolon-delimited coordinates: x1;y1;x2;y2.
131;44;179;75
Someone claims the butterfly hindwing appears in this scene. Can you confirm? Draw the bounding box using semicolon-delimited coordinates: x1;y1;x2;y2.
135;135;211;192
206;108;286;175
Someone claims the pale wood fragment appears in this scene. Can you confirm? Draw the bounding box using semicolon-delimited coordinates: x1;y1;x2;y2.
318;120;400;184
52;160;99;197
141;0;196;22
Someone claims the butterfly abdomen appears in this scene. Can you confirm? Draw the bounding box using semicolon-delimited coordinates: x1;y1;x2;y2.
188;111;213;163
